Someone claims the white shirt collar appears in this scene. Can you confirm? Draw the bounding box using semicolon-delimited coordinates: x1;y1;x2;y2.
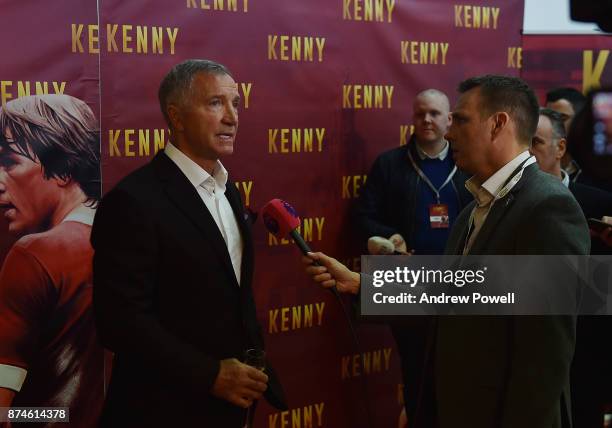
415;140;449;161
465;150;532;204
62;203;96;226
564;159;578;175
164;142;228;195
481;150;531;197
561;169;570;188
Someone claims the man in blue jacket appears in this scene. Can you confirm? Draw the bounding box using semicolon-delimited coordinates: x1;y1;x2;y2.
356;89;472;255
355;89;472;424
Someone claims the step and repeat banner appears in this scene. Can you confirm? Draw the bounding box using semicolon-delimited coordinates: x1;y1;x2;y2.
0;1;523;426
521;34;612;102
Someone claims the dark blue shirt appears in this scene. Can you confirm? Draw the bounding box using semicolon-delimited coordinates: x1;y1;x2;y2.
411;154;460;254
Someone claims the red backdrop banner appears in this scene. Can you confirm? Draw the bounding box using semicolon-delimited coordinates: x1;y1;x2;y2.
1;1;525;426
521;34;612;102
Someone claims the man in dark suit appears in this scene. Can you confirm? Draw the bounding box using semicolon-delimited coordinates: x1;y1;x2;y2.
545;87;588;184
303;76;590;428
91;59;285;427
439;75;589;428
530;107;612;253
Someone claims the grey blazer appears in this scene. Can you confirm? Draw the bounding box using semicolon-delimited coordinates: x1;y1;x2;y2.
430;163;590;428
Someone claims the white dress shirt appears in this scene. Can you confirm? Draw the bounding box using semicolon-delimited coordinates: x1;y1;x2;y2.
561;169;570;188
164;142;243;285
415;140;450;160
464;150;535;254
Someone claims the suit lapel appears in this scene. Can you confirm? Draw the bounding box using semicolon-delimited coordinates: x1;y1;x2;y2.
224;181;253;289
468;164;536;254
152;152;238;286
449;202;473;255
225;179;261;347
468;194;515;254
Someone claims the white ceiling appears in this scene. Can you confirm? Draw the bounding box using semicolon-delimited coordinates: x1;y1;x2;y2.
523;0;602;34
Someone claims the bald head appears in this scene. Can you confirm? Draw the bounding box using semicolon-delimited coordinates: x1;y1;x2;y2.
414;89;450;111
412;89;451;146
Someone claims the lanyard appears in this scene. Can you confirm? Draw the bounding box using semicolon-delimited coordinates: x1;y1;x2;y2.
407;150;457;204
463;155;536;254
494;155;537;201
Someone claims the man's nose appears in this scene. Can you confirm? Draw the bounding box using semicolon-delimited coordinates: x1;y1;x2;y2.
223;104;238;125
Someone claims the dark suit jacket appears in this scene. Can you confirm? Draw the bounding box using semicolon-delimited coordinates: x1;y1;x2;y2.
431;164;590;428
356;138;472;248
91;152;285;427
569;181;612;255
567;183;612;427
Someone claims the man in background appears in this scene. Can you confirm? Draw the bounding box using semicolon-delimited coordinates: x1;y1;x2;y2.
531;107;612;252
355;89;471;424
357;89;471;255
546;87;590;184
0;94;105;427
546;87;586;135
531;107;612;428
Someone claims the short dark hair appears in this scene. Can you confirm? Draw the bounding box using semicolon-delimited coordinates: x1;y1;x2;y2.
539;108;567;141
0;94;100;204
458;75;540;144
545;87;586;114
158;59;232;126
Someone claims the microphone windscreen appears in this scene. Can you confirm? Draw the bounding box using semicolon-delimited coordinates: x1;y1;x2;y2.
367;236;396;255
261;199;301;238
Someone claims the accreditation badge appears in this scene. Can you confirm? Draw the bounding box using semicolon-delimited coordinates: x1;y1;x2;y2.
429;204;450;229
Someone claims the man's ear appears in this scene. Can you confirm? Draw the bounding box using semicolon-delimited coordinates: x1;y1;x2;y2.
55;176;74;188
556;138;567;160
491;112;509;140
167;104;183;132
